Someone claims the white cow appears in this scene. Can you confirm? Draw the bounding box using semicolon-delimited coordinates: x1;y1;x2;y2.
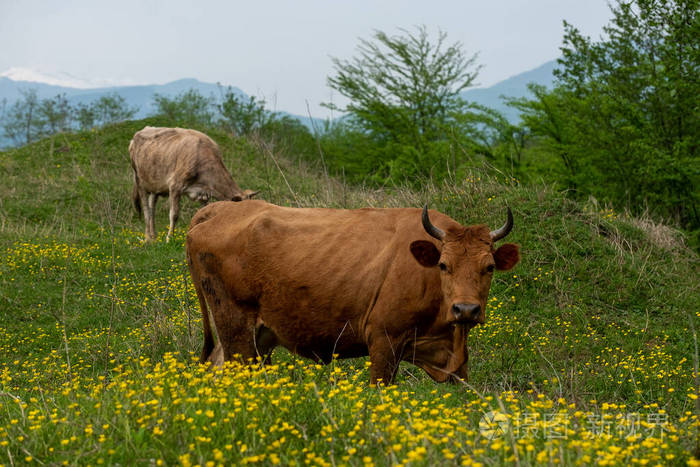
129;126;257;241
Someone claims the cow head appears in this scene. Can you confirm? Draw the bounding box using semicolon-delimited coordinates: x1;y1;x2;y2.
232;189;259;202
410;205;520;326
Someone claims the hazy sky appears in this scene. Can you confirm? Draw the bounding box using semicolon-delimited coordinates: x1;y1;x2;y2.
1;0;613;118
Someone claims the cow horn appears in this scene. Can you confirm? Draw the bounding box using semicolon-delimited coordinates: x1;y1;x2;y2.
422;204;445;240
490;207;513;241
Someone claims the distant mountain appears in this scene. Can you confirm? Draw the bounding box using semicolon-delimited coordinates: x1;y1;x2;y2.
461;60;557;122
0;60;558;147
0;73;327;149
0;76;244;119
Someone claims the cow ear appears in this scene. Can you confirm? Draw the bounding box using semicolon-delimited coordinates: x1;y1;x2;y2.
244;190;259;199
494;243;520;271
410;240;441;267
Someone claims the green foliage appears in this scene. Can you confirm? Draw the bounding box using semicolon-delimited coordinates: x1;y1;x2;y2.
148;88;319;165
511;0;699;243
38;93;72;135
90;93;138;127
460;104;528;172
217;86;271;136
326;26;481;183
152;89;215;127
507;84;583;176
1;90;139;145
2;89;42;145
258;114;318;163
73;101;96;130
319;120;394;183
214;86;318;163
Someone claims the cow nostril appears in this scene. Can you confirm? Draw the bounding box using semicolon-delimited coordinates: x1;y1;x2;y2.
452;303;481;321
469;304;481;318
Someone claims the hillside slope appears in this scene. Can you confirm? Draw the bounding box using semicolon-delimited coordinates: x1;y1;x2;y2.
0;120;697;465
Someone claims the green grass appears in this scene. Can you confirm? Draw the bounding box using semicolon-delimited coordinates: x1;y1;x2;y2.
0;120;698;466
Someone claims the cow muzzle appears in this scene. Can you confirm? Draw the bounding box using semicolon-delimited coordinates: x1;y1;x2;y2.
451;303;482;324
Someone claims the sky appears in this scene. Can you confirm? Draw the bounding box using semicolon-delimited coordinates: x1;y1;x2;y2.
0;0;614;118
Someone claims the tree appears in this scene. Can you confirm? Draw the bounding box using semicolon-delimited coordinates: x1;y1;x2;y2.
38;94;72;136
507;84;583;178
515;0;699;234
1;91;137;147
217;86;271;136
35;93;74;156
449;103;530;175
326;26;480;181
72;95;136;130
152;89;214;127
0;98;7;147
74;102;96;131
92;93;137;126
2;89;42;145
0;98;6;125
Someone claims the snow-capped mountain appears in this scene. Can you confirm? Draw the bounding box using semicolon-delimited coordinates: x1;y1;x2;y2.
0;67;141;89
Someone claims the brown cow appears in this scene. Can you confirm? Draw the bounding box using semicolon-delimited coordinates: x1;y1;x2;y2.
129;126;258;242
186;200;519;384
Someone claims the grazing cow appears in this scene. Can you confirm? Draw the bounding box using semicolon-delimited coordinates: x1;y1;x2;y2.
186;200;520;384
129;126;258;242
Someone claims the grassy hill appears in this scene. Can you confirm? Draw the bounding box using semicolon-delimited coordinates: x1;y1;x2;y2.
0;119;698;465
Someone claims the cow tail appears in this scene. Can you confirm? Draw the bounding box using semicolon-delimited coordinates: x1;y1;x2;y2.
129;139;141;215
132;181;142;215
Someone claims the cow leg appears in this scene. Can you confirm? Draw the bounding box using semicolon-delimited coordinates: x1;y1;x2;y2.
191;251;259;365
213;303;259;364
198;273;258;363
450;344;469;383
136;188;149;241
449;328;470;383
144;193;157;241
166;190;181;243
189;255;217;364
450;361;469;384
254;324;278;365
368;332;402;385
208;342;224;367
140;192;150;241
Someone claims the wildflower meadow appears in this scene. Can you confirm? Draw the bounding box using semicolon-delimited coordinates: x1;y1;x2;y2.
0;120;698;465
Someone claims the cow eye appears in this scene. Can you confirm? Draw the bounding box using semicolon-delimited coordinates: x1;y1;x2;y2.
485;264;495;274
439;262;448;272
